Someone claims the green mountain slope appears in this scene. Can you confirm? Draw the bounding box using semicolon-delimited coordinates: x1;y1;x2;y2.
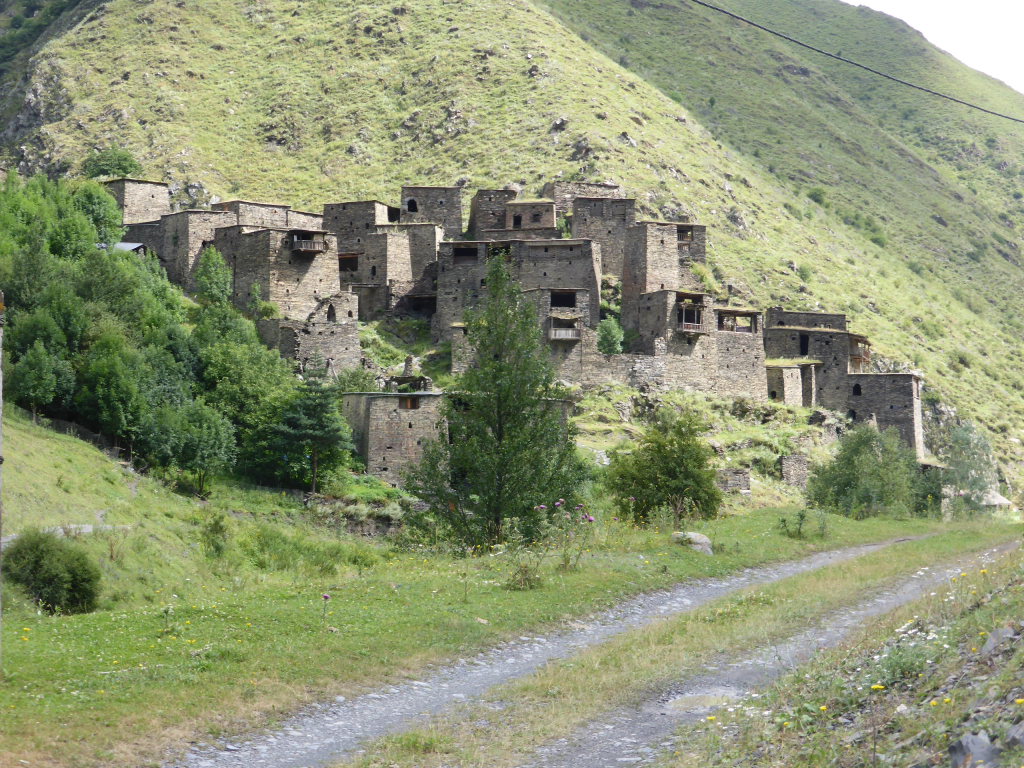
1;0;1023;484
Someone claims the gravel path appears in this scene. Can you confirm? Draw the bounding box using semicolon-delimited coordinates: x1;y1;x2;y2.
167;537;925;768
519;542;1018;768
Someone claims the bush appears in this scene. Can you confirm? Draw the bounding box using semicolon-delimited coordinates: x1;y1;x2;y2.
606;408;722;524
807;425;931;519
596;317;624;354
3;529;101;613
81;148;143;179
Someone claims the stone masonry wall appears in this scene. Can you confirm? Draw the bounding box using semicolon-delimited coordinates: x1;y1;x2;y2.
765;308;848;331
540;181;624;217
767;366;803;406
162;210;237;289
468;189;517;237
257;317;361;372
400;186;463;240
780;454;810;488
571;197;636;278
212;201;290;228
106;179;171;225
343;393;444;486
847;373;924;458
323;201;397;252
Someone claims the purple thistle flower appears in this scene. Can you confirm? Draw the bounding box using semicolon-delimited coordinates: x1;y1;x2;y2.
587;515;595;522
538;504;547;510
322;594;331;601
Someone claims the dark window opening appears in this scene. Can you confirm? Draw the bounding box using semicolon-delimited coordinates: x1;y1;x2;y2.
551;291;577;308
398;396;422;410
769;390;778;401
406;198;418;213
530;212;542;224
678;306;702;327
847;409;857;420
387;206;400;222
326;305;337;322
799;333;810;356
370;265;377;277
852;383;863;396
677;225;693;243
339;255;358;272
512;214;523;229
347;310;353;318
453;246;478;265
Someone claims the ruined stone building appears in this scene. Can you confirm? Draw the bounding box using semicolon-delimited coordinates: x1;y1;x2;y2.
106;175;925;481
763;308;924;458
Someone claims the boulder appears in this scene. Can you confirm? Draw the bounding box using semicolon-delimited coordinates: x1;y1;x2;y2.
672;531;713;555
948;731;1000;767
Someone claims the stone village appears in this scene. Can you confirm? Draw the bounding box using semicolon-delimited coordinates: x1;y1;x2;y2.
104;178;925;486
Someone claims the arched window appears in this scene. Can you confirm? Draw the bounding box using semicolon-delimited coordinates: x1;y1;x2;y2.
852;383;862;396
407;198;418;213
326;304;337;322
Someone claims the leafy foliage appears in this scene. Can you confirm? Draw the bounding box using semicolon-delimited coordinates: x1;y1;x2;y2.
0;172;347;493
81;147;143;179
3;529;101;614
596;316;624;354
807;425;935;519
406;254;586;546
606;408;722;523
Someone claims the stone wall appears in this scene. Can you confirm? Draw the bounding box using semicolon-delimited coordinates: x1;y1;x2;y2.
765;308;848;331
257;315;361;373
342;392;444;486
767;366;803;406
323;200;398;252
780;454;810;488
400;186;463;239
217;226;340;320
478;227;563;241
571;197;636;278
375;223;441;280
505;201;556;230
160;209;237;288
764;327;851;411
212;200;290;228
540;180;624;218
105;179;171;225
847;373;925;458
468;189;517;237
716;468;751;493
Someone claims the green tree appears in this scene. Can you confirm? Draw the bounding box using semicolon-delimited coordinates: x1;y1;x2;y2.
596;316;624;355
606;408;722;524
177;399;236;496
9;340;60;420
405;254;586;547
271;360;352;492
936;421;996;515
194;246;232;305
807;424;924;518
81;148;143;179
75;332;148;446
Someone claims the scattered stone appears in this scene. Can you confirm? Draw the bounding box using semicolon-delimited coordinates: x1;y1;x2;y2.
1005;721;1024;749
948;731;1000;768
979;626;1016;656
671;531;713;555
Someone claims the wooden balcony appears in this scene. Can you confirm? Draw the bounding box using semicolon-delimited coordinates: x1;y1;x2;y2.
292;239;328;253
549;327;581;341
677;322;707;334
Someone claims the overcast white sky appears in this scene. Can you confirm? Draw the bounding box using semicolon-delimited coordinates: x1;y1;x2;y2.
840;0;1024;94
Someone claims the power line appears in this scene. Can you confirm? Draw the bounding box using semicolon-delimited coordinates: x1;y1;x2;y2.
688;0;1024;125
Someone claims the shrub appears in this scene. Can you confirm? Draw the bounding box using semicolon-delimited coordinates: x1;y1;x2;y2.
81;147;143;178
807;425;930;519
606;408;722;524
596;317;624;354
3;529;101;613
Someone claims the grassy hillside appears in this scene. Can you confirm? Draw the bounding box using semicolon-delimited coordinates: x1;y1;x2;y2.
2;0;1024;484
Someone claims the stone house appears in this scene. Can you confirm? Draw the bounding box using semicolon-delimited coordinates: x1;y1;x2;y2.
342;390;444;486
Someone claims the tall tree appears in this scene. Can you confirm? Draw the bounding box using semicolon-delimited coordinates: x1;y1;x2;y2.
406;254;586;547
194;246;233;306
271;360;351;492
177;399;236;496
